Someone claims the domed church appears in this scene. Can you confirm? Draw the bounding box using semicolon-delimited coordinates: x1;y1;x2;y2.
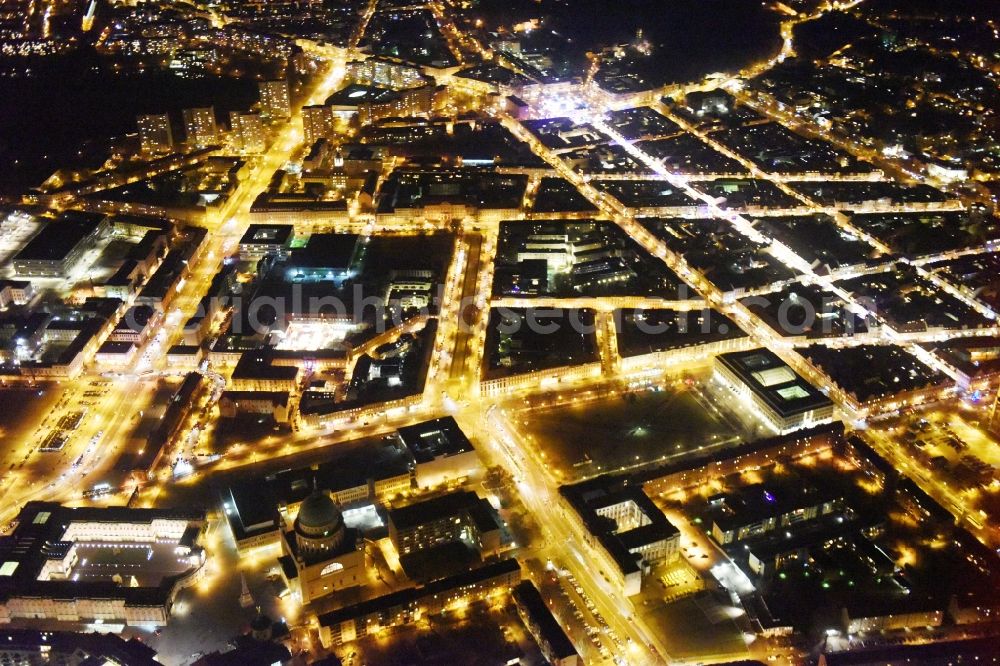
294;489;347;557
278;488;364;604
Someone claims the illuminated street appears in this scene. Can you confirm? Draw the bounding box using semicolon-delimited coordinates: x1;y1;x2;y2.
1;0;1000;664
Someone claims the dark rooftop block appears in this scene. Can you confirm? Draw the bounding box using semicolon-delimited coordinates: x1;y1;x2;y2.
15;213;104;262
615;308;745;357
240;224;294;246
326;83;406;106
396;416;474;464
717;348;832;419
819;637;1000;666
289;233;361;270
801;344;948;404
388;490;483;532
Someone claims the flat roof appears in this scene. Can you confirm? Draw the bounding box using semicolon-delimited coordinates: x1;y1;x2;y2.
389;490;483;532
98;341;137;354
0;630;161;665
0;502;204;603
231;353;299;381
115;305;157;332
167;344;201;356
717;348;832;418
220;390;290;406
225;484;279;540
711;481;842;533
326;84;403;107
240;224;294;246
226;439;413;520
128;229;168;261
559;478;679;576
15;214;103;262
396;416;475;463
288;233;360;270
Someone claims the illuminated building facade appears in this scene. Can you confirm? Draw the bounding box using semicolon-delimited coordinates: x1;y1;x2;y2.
318;559;522;647
560;478;681;596
0;502;206;627
388;490;502;558
229;111;266;154
182;107;218;148
302;104;335;146
259;79;291;119
12;211;108;278
325;84;438;125
136;114;173;154
277;489;364;604
346;58;427;89
715;348;835;434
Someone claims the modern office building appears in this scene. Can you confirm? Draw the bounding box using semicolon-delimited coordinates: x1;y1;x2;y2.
12;211;108;278
136;113;173;154
259;79;291;119
182;107;218;148
283;233;361;284
239;223;294;262
387;490;502;558
715;348;835;434
708;483;845;546
396;416;483;489
818;637;1000;666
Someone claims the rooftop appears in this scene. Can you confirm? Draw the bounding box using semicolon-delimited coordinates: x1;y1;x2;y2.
326;83;407;107
388;490;485;532
14;212;104;263
560;477;679;576
396;416;475;464
0;501;205;607
717;348;833;418
239;224;294;246
512;581;578;660
287;233;361;270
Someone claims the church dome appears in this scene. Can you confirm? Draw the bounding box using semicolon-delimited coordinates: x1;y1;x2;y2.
293;489;348;562
294;489;344;537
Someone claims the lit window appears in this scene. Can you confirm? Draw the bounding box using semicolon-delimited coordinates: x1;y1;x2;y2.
320;562;344;576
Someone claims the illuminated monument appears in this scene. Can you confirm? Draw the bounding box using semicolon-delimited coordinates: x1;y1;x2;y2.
278;489;364;604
